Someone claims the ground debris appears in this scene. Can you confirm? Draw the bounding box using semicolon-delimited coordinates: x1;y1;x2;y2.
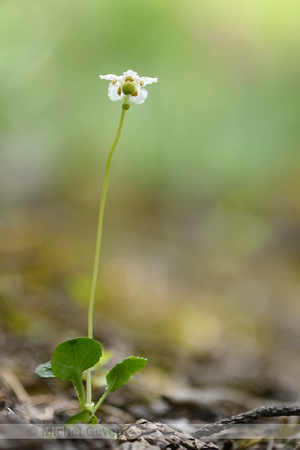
119;438;160;450
119;419;219;449
0;408;219;450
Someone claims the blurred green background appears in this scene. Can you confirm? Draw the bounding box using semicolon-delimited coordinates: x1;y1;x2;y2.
1;0;300;392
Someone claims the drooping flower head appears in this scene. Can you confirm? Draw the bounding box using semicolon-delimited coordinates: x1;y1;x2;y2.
100;70;158;105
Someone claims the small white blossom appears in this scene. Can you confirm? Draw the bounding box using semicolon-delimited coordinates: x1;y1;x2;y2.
100;70;158;104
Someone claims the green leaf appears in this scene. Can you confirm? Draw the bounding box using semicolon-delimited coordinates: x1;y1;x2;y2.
51;337;102;381
51;337;102;409
35;361;55;378
66;416;117;439
66;410;97;424
89;416;98;425
106;356;147;393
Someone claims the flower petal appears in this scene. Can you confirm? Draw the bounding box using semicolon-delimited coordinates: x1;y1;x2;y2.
108;84;124;101
130;88;148;105
99;74;118;81
141;76;158;86
123;70;138;78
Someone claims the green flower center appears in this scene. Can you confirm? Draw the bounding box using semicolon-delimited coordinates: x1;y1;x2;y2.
122;81;136;96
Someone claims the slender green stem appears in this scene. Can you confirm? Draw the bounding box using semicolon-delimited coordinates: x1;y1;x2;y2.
86;96;129;405
77;382;86;411
91;388;110;415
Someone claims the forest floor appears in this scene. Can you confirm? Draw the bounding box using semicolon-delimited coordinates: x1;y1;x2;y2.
1;203;300;450
1;323;300;450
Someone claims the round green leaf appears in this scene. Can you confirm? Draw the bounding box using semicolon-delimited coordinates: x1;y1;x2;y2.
106;356;147;393
51;337;102;383
52;337;102;409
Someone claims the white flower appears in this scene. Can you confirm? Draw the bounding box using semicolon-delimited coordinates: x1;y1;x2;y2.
99;69;158;105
